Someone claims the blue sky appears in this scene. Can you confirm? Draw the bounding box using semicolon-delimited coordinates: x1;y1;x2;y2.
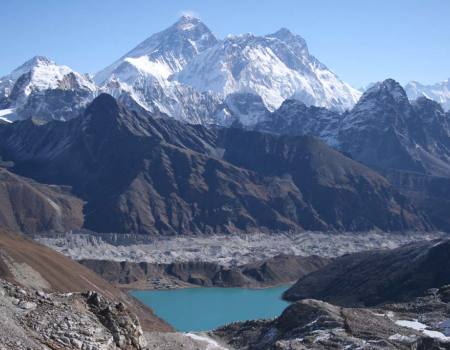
1;0;449;87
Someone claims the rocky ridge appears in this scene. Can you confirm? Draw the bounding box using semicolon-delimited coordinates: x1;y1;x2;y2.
0;167;84;234
283;238;450;307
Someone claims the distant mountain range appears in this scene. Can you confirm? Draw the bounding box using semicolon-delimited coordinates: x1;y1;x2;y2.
0;16;448;126
405;79;450;111
257;79;450;178
1;16;356;124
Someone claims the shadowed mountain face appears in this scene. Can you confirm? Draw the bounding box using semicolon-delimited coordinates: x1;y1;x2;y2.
283;238;450;307
255;80;450;230
0;94;429;235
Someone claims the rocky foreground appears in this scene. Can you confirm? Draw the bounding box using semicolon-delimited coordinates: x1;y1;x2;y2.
214;286;450;349
0;279;146;349
0;278;230;350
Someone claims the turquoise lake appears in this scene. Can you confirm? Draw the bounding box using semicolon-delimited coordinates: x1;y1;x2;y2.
131;285;290;332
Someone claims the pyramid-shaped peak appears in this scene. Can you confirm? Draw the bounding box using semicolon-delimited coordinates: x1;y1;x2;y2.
267;28;309;55
271;27;295;37
363;79;408;102
13;56;54;72
86;93;119;114
28;55;52;64
172;14;205;31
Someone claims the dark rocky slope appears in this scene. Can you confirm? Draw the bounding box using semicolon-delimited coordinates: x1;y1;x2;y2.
255;80;450;231
79;254;330;289
0;167;84;234
283;238;450;307
218;128;429;231
386;170;450;231
0;94;429;235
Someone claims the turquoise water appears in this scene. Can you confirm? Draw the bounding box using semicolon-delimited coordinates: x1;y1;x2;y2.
131;285;290;332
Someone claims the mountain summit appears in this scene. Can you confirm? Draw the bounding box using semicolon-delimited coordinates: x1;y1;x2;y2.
92;17;361;125
0;56;96;121
94;16;218;84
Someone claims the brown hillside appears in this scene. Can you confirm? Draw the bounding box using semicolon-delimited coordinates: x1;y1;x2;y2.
0;229;171;331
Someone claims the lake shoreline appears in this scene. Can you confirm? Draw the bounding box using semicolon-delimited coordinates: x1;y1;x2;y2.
131;285;291;332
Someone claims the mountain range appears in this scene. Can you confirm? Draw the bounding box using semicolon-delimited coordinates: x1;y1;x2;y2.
0;15;361;125
1;15;448;128
0;93;429;235
0;16;449;235
257;79;450;178
405;78;450;111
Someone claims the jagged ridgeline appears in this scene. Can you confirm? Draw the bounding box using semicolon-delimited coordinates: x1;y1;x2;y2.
0;94;429;235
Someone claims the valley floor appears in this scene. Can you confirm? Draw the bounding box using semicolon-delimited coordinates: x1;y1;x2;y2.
35;230;444;267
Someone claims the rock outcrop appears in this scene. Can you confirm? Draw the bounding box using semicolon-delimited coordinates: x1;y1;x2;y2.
0;229;170;332
214;286;450;349
0;279;147;349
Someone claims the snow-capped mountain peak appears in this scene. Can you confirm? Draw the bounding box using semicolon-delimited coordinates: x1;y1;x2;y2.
1;55;54;94
94;16;218;85
174;14;203;31
266;28;309;57
176;29;361;112
0;56;96;121
5;56;95;98
9;55;53;79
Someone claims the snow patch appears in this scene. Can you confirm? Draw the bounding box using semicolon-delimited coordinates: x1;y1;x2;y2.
124;56;172;80
0;108;15;123
185;333;229;349
395;319;450;341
